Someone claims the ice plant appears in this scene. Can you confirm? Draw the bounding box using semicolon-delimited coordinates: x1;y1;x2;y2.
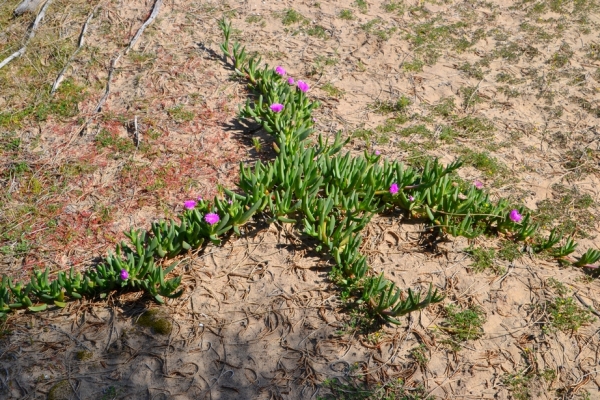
408;195;414;202
287;77;295;84
473;180;484;190
275;66;286;76
509;209;523;223
205;213;220;225
120;269;129;280
375;150;381;155
270;103;284;112
390;183;399;195
184;200;196;210
297;80;309;92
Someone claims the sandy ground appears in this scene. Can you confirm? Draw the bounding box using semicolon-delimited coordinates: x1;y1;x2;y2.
1;0;600;398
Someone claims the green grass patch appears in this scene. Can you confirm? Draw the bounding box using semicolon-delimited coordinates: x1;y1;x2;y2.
467;247;496;273
535;184;597;238
339;9;354;20
456;148;509;180
441;304;486;344
321;83;344;98
168;104;195;122
281;8;307;25
369;95;411;114
452;116;494;138
382;1;404;13
95;129;135;153
307;25;329;39
403;58;424;72
542;296;595;334
354;0;368;13
498;241;523;262
458;62;485;80
319;374;433;400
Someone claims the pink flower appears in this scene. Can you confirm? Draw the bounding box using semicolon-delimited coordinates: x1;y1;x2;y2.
275;66;286;76
270;103;284;112
197;196;203;201
473;180;484;190
389;183;399;195
287;77;295;84
120;269;129;280
584;264;599;269
297;80;310;92
375;150;381;155
408;195;414;202
205;213;220;225
509;209;523;223
227;199;233;205
184;200;196;210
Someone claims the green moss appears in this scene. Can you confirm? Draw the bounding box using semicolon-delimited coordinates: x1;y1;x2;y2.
137;309;172;335
48;380;74;400
75;350;93;361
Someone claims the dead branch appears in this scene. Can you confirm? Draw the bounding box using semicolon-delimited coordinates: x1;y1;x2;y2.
0;0;53;70
81;0;162;134
13;0;44;16
51;4;99;95
125;0;163;54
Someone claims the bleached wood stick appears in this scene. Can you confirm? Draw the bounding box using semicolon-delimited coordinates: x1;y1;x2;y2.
134;115;139;148
93;53;121;113
51;4;99;94
13;0;44;16
79;0;162;136
0;0;53;70
86;0;162;124
125;0;162;54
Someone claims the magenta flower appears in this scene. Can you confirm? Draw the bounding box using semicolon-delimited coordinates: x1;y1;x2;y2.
375;150;381;155
120;269;129;280
270;103;284;112
205;213;220;225
275;66;286;76
389;183;399;195
287;77;295;84
408;195;414;202
473;180;484;190
184;200;196;210
509;209;523;223
297;80;310;92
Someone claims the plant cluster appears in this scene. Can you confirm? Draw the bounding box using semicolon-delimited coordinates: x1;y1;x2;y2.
1;19;598;323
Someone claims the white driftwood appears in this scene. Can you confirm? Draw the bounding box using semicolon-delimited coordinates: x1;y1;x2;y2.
125;0;162;53
0;0;53;70
51;4;99;94
90;0;162;114
13;0;44;16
